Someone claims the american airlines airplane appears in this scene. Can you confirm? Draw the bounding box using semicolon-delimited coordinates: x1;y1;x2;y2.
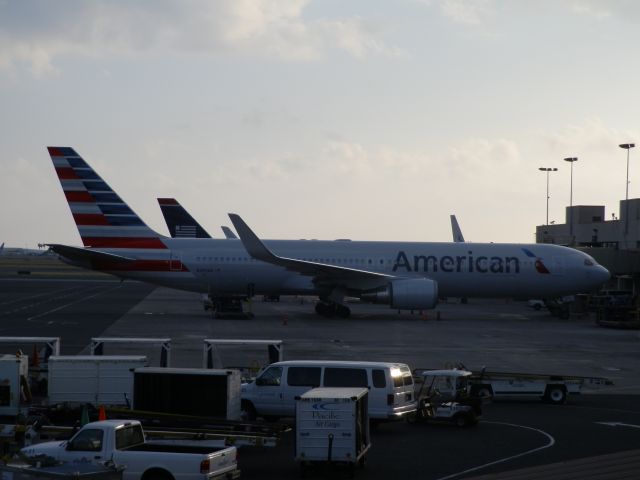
158;198;212;239
46;147;610;318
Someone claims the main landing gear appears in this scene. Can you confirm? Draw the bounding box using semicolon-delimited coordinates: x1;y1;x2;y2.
315;301;351;318
205;296;254;319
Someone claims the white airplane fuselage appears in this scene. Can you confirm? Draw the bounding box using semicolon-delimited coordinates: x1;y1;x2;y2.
84;237;609;299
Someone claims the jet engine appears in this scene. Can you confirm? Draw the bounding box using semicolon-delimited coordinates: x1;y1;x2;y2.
361;277;438;310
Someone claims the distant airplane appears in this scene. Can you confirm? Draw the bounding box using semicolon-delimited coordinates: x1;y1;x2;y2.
157;198;212;238
450;215;465;242
157;198;238;240
221;226;238;239
46;146;611;318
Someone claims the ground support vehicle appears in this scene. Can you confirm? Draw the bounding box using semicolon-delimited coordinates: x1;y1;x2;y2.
21;420;240;480
24;405;291;448
241;360;416;422
295;388;370;476
462;367;613;404
409;370;481;427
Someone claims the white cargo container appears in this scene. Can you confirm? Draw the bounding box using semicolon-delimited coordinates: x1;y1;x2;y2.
296;387;370;473
47;355;147;406
0;354;29;416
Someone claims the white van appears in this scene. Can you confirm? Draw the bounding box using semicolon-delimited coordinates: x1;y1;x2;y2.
241;360;416;421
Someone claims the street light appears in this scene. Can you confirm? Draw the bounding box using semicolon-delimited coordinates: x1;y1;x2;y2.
620;143;635;239
538;167;558;226
564;157;578;243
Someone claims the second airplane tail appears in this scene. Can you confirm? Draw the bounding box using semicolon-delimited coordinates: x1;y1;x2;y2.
48;147;166;249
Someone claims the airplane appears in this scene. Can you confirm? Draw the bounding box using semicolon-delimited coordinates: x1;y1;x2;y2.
221;226;238;239
450;215;465;242
157;198;239;240
0;242;4;255
158;198;212;238
46;146;610;318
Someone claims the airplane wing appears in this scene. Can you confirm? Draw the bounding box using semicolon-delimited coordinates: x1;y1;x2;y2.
47;244;135;264
228;214;392;290
221;226;238;239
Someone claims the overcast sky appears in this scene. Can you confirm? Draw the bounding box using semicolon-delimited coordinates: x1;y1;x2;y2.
2;0;640;248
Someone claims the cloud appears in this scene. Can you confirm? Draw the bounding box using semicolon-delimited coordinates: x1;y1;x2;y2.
0;0;402;74
542;117;638;155
439;0;494;26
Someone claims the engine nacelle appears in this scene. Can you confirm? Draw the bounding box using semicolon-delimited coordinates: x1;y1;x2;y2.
361;278;438;310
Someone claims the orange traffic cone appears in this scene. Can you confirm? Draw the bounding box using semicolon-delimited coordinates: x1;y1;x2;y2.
98;405;107;421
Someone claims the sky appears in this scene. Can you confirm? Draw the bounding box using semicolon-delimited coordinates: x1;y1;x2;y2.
2;0;640;248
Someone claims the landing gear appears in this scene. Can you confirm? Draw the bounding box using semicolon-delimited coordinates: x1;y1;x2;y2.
315;301;351;318
207;296;254;319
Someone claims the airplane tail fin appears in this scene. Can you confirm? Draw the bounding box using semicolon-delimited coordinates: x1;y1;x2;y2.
0;242;4;254
48;147;166;249
157;198;212;238
221;226;238;239
450;215;465;243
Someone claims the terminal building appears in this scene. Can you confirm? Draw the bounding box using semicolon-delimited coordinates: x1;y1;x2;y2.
535;198;640;293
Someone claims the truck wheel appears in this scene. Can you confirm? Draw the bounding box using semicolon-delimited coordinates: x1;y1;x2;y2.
546;385;567;404
475;386;493;399
241;400;257;421
453;413;469;428
142;469;173;480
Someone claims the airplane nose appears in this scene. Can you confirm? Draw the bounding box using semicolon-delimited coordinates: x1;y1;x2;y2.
597;265;611;284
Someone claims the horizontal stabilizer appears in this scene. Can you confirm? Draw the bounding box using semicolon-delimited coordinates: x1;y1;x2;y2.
47;244;135;264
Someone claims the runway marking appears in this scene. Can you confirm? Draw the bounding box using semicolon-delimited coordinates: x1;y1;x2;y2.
25;284;122;322
498;314;527;320
434;421;555;480
596;421;640;429
0;285;80;307
1;285;106;316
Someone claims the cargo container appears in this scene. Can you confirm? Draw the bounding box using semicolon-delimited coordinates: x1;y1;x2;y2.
133;368;241;420
0;354;29;416
295;387;370;474
47;356;148;406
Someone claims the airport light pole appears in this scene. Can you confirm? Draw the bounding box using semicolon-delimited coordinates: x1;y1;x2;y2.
539;167;558;226
564;157;578;244
620;143;635;238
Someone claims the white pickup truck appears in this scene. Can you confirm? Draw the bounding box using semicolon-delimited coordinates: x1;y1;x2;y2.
21;420;240;480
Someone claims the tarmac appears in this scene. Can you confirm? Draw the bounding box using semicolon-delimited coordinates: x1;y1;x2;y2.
1;255;640;479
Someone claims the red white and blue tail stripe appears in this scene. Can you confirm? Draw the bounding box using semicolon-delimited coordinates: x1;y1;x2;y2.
48;147;166;250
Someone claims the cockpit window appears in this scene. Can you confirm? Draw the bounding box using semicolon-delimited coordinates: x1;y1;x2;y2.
584;258;594;266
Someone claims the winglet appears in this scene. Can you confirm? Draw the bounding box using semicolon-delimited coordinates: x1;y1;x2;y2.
228;214;277;262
